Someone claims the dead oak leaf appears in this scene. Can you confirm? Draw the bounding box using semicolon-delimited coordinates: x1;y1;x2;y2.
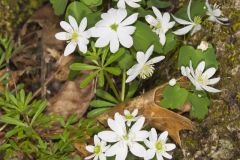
97;77;195;145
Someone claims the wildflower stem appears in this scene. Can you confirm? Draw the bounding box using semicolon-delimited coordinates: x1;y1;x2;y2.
104;71;121;101
121;69;126;102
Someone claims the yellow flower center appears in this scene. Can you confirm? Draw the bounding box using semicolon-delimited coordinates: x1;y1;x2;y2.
156;21;162;29
125;114;134;120
71;31;79;41
155;141;164;151
193;16;202;24
111;23;118;31
139;64;154;79
123;134;129;140
94;145;101;154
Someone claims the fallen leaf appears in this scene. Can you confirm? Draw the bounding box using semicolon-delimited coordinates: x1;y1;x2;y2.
47;71;95;119
97;77;195;145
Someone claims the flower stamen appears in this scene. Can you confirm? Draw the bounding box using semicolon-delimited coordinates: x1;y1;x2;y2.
139;64;155;79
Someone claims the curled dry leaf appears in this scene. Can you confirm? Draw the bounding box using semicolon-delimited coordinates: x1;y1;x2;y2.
47;71;95;119
97;77;195;145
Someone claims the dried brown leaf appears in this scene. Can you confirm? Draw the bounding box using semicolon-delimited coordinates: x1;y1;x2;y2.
47;71;95;119
97;77;195;145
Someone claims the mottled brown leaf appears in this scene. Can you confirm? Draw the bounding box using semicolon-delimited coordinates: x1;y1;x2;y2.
97;77;195;145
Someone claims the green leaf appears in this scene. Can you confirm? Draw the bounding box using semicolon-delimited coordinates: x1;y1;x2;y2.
133;21;163;53
178;44;218;69
30;100;47;126
96;89;118;103
5;126;22;138
80;0;102;7
0;116;28;127
105;48;125;66
90;100;116;108
50;0;68;16
86;11;102;27
188;93;210;119
118;52;135;70
98;70;105;87
174;0;207;20
0;144;11;150
65;1;92;23
160;83;189;109
87;108;110;118
80;71;98;88
147;0;171;8
162;32;177;55
105;67;121;76
126;81;139;99
70;63;100;71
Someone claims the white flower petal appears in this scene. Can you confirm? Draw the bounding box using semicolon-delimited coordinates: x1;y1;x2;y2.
187;0;193;21
118;26;136;35
147;56;165;65
158;131;168;142
144;140;153;149
172;15;193;25
85;154;95;160
134;131;149;141
126;65;141;83
208;77;220;85
202;67;216;78
136;51;146;64
145;45;154;62
86;145;94;153
64;41;77;56
130;117;145;132
145;15;158;26
118;33;133;48
159;33;166;46
201;85;221;93
165;143;176;151
60;21;73;33
68;16;78;31
105;142;120;156
117;0;126;9
130;142;146;158
115;143;128;160
196;61;205;74
55;32;71;41
149;128;158;142
156;153;164;160
107;118;124;136
121;13;138;26
132;109;138;116
78;41;88;53
99;153;106;160
116;9;127;23
124;109;130;115
98;131;119;143
173;25;194;35
79;17;88;32
94;135;100;145
162;152;173;159
126;1;140;8
152;6;162;20
162;12;171;24
114;113;126;134
145;149;156;160
190;24;201;35
110;33;120;53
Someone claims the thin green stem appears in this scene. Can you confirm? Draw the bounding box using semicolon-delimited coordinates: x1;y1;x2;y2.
104;72;121;101
121;69;126;102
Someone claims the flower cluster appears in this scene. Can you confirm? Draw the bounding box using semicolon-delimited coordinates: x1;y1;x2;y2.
55;0;228;85
85;109;176;160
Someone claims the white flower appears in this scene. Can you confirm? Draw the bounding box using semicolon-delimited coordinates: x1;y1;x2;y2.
126;45;165;83
98;113;149;160
123;109;140;126
91;8;138;53
168;78;176;86
145;7;175;46
144;129;176;160
85;135;110;160
55;16;90;56
181;61;221;93
172;0;202;35
197;41;209;51
206;0;229;25
117;0;141;9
